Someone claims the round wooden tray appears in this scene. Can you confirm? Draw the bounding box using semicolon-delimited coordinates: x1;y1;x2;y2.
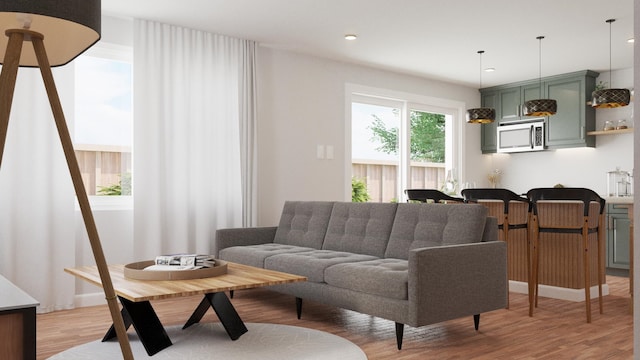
124;259;228;281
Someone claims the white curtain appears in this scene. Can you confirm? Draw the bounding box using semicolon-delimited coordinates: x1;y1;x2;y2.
0;67;76;312
133;20;257;259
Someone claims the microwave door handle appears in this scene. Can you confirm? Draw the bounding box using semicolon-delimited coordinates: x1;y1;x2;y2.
529;125;534;149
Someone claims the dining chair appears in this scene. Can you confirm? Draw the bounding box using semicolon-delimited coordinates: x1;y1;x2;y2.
404;189;464;203
461;188;531;311
526;187;606;323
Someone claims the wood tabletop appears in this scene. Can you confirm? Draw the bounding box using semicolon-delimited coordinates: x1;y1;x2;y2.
65;262;306;302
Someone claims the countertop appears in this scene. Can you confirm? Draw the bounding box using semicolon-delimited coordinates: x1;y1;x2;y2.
0;275;38;311
604;196;634;205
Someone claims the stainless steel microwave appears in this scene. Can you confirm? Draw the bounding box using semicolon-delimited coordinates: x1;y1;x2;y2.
496;119;545;153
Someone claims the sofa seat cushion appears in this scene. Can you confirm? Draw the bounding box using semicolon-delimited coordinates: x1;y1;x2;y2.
219;244;315;268
324;259;408;300
265;250;378;283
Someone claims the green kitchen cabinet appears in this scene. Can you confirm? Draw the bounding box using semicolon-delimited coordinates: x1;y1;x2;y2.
479;70;598;154
545;73;597;149
480;90;498;153
607;203;631;270
497;83;541;122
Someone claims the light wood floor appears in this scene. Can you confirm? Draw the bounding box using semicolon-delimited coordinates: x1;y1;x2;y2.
37;276;633;359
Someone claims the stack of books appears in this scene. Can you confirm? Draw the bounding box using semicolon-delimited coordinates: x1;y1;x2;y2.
144;254;216;271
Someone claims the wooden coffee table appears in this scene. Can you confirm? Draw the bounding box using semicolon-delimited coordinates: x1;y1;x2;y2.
65;262;306;356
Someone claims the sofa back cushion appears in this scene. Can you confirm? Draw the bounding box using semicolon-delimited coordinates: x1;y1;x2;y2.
273;201;335;249
322;202;398;257
384;203;488;259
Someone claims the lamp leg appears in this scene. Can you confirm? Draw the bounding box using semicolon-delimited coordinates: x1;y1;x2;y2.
30;37;134;358
0;31;24;166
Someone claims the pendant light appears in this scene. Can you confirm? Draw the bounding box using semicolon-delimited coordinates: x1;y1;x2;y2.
591;19;630;108
522;36;557;117
466;50;496;124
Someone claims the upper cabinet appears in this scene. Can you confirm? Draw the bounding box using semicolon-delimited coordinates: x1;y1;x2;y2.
480;70;599;154
480;90;498;153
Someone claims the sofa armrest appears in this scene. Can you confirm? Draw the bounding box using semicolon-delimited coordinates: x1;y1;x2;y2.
407;241;507;326
482;216;498;242
213;227;278;257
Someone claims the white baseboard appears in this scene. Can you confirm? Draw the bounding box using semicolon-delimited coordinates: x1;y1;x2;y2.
74;292;108;307
509;280;610;302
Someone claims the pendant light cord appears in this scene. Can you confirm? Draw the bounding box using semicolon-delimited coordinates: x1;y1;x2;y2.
478;50;484;88
537;36;544;97
608;19;614;87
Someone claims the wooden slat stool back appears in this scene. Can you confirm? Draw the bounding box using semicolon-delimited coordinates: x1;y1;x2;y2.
526;187;605;323
461;188;531;311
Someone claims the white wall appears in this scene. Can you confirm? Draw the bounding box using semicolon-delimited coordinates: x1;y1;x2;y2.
632;2;639;356
256;47;484;225
483;68;634;196
255;45;634;224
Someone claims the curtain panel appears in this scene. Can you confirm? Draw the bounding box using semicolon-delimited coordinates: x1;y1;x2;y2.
0;67;76;312
133;20;257;259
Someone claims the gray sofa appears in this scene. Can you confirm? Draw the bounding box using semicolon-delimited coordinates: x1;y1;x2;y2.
214;201;507;349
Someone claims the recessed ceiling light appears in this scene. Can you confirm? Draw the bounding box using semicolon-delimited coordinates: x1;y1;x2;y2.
344;34;357;40
628;38;635;43
484;67;495;72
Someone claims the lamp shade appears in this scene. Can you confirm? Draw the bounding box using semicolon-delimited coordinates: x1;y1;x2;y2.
0;0;101;67
591;88;631;108
466;107;496;124
522;98;557;117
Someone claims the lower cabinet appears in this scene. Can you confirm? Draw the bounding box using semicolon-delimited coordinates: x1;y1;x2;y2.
607;204;631;270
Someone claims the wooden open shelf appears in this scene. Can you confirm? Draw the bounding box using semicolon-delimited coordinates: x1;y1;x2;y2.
587;128;633;136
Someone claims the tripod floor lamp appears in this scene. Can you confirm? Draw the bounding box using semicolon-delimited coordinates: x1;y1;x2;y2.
0;1;133;359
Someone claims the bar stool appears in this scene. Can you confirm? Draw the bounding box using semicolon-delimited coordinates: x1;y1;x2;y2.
461;188;531;311
404;189;463;203
526;187;605;323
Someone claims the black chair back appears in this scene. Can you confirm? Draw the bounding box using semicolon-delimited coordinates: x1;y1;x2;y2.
461;188;530;216
526;187;605;217
404;189;463;203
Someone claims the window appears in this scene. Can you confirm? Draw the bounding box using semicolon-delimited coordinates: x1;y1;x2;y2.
349;86;462;202
74;43;132;197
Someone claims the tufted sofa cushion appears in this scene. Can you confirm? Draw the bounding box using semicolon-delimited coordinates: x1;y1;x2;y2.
265;250;378;283
219;243;315;268
321;202;398;257
324;258;408;300
273;201;335;249
385;203;488;260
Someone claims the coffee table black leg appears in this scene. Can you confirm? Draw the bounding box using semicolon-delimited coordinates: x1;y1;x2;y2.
182;295;212;329
103;296;172;356
183;292;248;340
102;303;133;341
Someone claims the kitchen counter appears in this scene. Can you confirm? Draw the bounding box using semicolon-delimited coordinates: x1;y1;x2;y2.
502;199;608;302
604;196;633;204
0;275;38;360
604;196;634;309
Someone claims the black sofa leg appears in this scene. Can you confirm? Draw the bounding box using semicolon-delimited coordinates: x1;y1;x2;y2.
395;322;404;350
229;290;234;299
296;297;302;319
473;314;480;330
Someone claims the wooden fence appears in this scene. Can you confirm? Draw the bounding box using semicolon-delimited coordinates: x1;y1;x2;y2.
352;160;446;202
74;144;131;195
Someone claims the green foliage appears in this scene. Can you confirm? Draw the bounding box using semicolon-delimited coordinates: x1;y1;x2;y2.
97;173;132;196
351;177;371;202
368;111;445;162
595;81;608;91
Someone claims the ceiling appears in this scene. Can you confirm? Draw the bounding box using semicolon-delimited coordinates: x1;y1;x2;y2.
102;0;635;88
